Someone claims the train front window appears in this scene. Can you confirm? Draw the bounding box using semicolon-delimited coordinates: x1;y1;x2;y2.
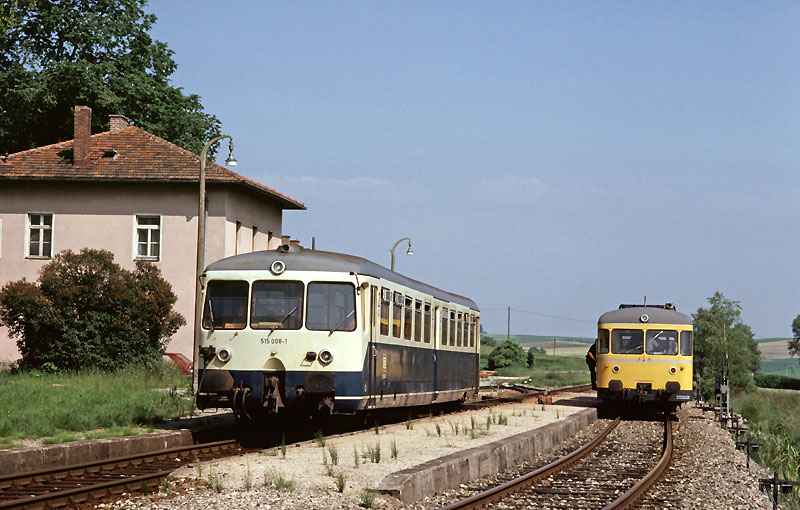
202;280;248;330
306;282;356;332
250;281;303;330
680;331;693;356
645;330;678;355
598;329;610;354
611;329;643;354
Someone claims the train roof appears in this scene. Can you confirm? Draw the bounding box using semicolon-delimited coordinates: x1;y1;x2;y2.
598;305;692;326
205;245;479;310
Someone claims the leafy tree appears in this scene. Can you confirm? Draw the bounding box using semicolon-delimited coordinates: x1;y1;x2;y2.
526;348;535;368
487;340;527;370
789;315;800;361
693;292;760;397
0;0;221;155
0;249;184;371
480;334;497;347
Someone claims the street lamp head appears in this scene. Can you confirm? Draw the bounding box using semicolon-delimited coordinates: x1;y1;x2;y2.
406;243;414;256
225;139;237;166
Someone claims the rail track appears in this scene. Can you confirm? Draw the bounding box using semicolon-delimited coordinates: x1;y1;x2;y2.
0;384;594;509
0;440;248;510
439;416;673;510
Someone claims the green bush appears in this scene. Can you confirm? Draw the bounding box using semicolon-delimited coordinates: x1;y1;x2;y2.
0;249;185;371
754;373;800;390
487;340;527;370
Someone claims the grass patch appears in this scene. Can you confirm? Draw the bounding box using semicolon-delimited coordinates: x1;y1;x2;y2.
733;388;800;506
0;364;192;444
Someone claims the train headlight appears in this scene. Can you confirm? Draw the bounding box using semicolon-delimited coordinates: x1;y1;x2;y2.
318;349;333;365
669;366;677;375
612;365;620;373
216;347;232;364
270;260;286;275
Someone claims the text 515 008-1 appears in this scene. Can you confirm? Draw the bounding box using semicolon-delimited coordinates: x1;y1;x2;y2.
261;338;287;345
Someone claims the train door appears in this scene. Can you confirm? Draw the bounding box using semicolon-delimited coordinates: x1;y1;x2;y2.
367;286;377;408
433;304;440;402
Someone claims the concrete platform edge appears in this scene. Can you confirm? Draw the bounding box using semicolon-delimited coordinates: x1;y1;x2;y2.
378;407;598;503
0;413;236;476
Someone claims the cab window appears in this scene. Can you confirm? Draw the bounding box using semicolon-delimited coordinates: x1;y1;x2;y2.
598;329;610;354
646;330;678;355
250;281;303;329
611;329;643;354
680;330;693;356
306;282;356;332
202;280;248;330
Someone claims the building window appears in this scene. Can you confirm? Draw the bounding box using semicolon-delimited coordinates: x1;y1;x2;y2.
235;221;242;255
136;216;160;260
252;226;258;252
28;213;53;258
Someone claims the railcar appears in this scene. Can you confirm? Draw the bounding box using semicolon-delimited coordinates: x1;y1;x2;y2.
596;303;693;410
195;245;480;419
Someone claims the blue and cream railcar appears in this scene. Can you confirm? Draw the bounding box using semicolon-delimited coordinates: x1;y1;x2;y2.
596;304;693;409
196;245;480;418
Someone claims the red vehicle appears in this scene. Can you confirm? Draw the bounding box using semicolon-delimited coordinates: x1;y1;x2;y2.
162;352;192;375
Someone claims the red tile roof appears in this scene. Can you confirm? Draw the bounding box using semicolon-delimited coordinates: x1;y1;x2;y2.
0;126;305;210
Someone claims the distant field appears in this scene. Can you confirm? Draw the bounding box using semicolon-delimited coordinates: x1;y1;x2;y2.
482;334;593;357
761;358;800;378
757;338;793;359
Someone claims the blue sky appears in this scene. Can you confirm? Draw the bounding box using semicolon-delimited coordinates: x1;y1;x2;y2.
149;2;800;339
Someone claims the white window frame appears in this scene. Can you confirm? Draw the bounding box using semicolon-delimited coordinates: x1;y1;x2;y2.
133;214;162;261
25;212;54;259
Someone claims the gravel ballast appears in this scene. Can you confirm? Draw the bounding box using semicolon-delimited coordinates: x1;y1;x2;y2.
102;400;775;510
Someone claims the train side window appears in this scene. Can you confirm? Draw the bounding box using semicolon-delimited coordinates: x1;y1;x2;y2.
202;280;249;330
680;331;693;356
393;292;402;338
404;296;413;340
646;330;678;355
449;311;456;346
611;329;643;354
441;307;449;346
380;288;391;336
464;314;471;347
469;314;476;347
423;303;432;343
414;300;422;342
250;280;304;329
598;329;610;354
456;312;463;347
306;282;356;332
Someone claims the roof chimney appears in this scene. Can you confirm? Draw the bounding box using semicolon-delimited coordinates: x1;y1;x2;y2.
73;106;91;167
281;235;290;246
109;114;130;132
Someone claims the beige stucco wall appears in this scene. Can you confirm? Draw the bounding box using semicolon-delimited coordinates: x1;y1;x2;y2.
0;181;285;364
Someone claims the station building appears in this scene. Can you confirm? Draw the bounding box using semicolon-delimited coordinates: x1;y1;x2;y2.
0;106;305;364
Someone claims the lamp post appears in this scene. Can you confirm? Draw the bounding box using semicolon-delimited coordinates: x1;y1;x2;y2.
389;237;413;272
193;135;237;391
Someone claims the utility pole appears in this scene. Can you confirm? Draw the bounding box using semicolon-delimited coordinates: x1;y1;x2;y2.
507;306;510;342
553;338;556;368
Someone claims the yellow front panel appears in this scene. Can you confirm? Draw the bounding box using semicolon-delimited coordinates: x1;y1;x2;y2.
596;323;693;391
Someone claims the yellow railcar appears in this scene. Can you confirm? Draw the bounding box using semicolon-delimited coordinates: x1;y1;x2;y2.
596;303;693;409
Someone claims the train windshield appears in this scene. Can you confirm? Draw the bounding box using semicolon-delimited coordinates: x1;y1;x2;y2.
645;330;678;355
306;282;356;332
250;281;304;330
202;280;248;330
611;329;643;354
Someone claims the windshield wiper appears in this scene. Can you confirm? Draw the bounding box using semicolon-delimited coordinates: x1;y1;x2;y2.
207;300;216;332
268;306;298;336
329;309;355;336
